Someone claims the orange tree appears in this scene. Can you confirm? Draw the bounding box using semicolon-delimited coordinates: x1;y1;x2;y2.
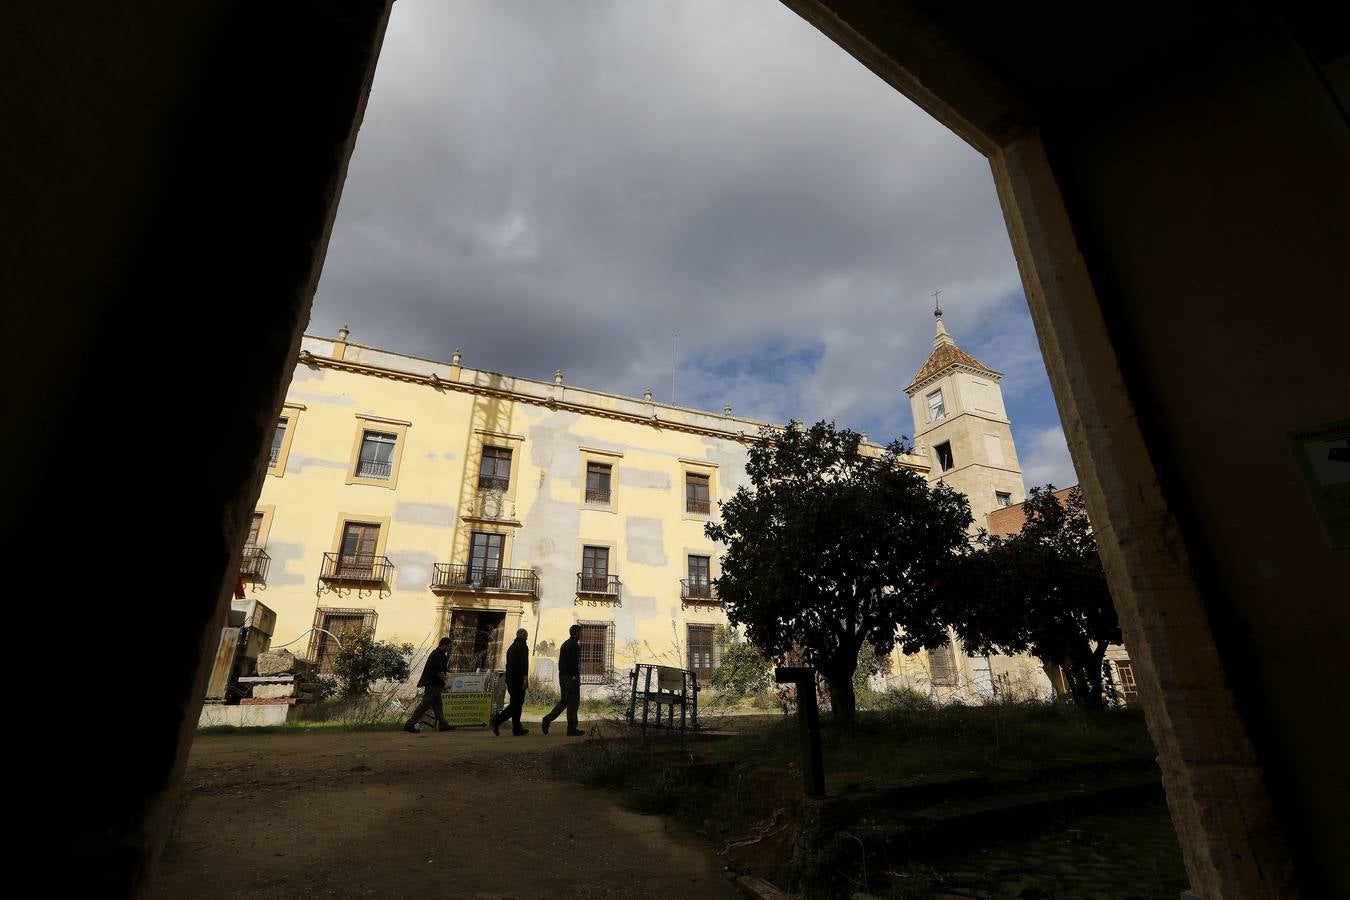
941;486;1121;707
706;421;971;723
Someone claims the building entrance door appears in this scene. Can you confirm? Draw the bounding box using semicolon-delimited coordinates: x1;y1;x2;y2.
448;610;506;671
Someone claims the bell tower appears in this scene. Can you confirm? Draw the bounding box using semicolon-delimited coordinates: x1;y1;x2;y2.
904;298;1026;528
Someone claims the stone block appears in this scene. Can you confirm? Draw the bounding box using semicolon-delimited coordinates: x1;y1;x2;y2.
255;649;315;676
252;683;299;699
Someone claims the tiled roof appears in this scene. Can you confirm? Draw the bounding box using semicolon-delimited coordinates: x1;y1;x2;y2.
908;342;997;389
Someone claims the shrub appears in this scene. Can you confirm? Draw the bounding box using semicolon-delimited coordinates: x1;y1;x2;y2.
328;632;414;699
711;626;773;697
525;675;560;707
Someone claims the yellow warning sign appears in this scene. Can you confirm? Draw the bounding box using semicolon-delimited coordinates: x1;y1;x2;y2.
441;691;492;728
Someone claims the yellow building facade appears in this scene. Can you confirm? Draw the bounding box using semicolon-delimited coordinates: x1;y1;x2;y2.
246;329;883;693
241;323;1046;700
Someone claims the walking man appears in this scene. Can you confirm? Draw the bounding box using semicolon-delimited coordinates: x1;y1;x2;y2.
542;624;584;736
403;636;453;733
492;628;530;736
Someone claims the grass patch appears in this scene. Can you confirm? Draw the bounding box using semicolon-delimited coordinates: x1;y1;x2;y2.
716;697;1155;785
556;699;1162;896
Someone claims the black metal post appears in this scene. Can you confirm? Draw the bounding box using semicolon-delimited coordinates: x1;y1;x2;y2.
776;666;824;797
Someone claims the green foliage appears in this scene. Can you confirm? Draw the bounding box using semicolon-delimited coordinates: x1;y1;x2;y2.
941;486;1121;707
710;625;773;697
327;631;413;699
706;420;972;722
852;642;894;698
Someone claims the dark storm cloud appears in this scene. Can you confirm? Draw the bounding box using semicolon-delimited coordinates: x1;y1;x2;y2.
312;0;1055;463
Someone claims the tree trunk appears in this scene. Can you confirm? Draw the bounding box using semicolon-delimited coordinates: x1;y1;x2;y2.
824;656;858;724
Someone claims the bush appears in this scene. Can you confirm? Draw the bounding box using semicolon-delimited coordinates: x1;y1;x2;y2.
328;632;414;699
525;675;560;708
711;626;773;697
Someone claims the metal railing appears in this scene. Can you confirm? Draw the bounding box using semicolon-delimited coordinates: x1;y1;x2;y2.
240;545;271;581
577;572;622;600
685;496;711;515
432;563;539;595
680;578;718;603
478;474;510;492
319;551;394;584
355;458;392;479
584;487;611;505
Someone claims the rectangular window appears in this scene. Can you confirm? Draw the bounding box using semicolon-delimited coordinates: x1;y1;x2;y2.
927;390;946;422
687;555;712;599
585;462;612;505
688;624;717;683
469;532;505;587
1115;661;1139;705
579;622;613;680
246;512;264;547
934;441;955;472
270;419;287;466
928;642;959;688
580;545;610;592
338;522;380;578
685;472;711;515
355;431;397;480
309;608;377;675
996;491;1013;507
478;446;512;491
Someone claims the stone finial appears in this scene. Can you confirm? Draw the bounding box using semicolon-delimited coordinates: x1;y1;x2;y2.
554;369;564;385
724;404;733;416
337;324;350;342
452;348;462;366
861;431;869;443
643;388;653;402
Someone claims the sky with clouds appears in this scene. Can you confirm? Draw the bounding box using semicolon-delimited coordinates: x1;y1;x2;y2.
311;0;1077;490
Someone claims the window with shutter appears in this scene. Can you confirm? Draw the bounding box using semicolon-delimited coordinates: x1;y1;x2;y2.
687;624;716;682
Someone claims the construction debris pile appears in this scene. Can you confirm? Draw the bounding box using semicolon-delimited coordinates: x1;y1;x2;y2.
242;649;323;707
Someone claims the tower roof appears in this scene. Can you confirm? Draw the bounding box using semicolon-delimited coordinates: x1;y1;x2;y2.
905;303;999;393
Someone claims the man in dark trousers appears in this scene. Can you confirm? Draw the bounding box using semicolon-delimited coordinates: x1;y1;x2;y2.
403;637;453;733
542;624;584;736
492;628;530;736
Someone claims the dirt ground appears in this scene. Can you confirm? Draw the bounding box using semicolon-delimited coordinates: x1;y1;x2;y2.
148;729;742;900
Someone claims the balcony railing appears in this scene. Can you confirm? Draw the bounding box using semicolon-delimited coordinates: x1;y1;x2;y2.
355;458;392;480
577;572;622;601
685;496;711;515
584;487;611;505
431;563;539;596
240;545;271;582
680;578;718;603
319;551;394;584
478;474;510;492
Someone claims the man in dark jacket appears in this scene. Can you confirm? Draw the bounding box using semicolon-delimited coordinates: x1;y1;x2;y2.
542;624;584;736
492;629;530;736
403;636;453;733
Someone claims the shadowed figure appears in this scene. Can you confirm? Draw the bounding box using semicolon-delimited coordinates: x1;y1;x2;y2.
404;637;452;733
492;629;530;736
542;624;584;736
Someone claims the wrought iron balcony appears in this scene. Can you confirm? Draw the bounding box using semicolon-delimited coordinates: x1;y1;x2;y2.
355;458;392;480
577;573;622;602
685;496;711;515
680;578;719;604
431;563;539;596
319;551;394;586
584;487;611;505
240;545;271;582
478;474;510;492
